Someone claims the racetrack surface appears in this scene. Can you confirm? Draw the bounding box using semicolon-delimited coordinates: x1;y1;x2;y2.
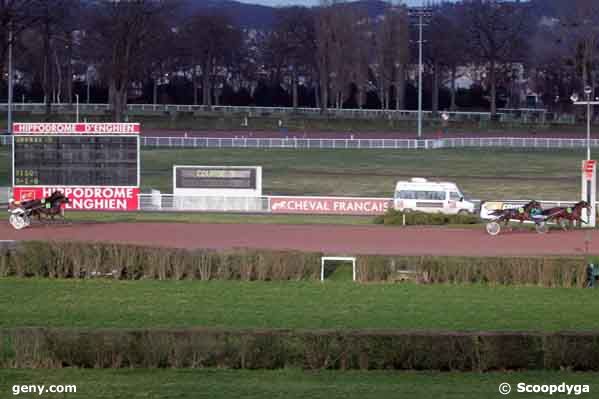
1;222;596;256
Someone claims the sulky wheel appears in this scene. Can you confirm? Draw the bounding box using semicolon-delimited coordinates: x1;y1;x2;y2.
486;221;501;236
9;214;27;230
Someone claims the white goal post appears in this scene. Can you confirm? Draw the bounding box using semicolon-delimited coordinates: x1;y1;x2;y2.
320;256;357;281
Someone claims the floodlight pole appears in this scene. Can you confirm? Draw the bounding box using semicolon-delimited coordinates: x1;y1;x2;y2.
75;94;79;123
418;12;423;139
7;23;13;134
587;93;591;161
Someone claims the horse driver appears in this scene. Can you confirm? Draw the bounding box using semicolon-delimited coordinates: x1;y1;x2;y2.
529;204;543;220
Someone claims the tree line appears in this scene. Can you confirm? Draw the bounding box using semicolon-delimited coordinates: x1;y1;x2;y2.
0;0;597;121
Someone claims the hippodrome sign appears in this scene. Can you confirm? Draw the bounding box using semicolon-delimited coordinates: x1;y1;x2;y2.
11;123;140;211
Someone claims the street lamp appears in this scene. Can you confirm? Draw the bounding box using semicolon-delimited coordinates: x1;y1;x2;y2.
571;90;598;161
7;23;13;134
409;5;432;139
75;94;79;123
585;86;593;161
572;89;599;228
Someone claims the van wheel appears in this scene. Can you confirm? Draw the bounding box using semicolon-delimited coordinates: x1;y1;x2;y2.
458;210;470;215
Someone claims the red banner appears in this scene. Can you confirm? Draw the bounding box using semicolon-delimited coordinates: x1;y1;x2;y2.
269;196;392;215
12;187;139;211
13;123;140;135
583;160;596;180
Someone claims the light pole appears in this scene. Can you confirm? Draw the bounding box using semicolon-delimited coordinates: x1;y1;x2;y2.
86;67;91;104
585;86;592;161
7;23;13;134
409;6;432;139
572;89;599;228
572;87;597;161
75;94;79;123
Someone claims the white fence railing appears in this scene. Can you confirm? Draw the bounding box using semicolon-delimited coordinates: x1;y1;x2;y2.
138;194;393;215
0;103;566;123
138;194;590;216
3;135;599;150
141;136;599;150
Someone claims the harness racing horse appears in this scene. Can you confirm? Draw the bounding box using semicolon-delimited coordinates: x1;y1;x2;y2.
25;191;70;223
489;200;543;230
542;201;591;230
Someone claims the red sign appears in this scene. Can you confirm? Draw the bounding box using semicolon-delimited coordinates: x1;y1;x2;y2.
269;196;391;215
12;187;139;211
13;123;140;135
583;160;596;180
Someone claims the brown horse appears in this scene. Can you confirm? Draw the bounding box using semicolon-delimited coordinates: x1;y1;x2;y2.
542;201;592;230
489;200;543;229
26;191;70;223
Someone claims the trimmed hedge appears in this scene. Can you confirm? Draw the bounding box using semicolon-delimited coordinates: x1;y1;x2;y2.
2;328;599;371
0;241;590;287
0;241;321;281
356;256;588;287
373;208;480;226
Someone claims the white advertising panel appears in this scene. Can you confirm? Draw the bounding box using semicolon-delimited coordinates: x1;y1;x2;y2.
173;166;262;197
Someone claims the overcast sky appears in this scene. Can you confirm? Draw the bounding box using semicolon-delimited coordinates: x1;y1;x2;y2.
236;0;432;6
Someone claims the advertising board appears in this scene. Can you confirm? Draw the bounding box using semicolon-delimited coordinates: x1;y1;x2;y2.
173;166;262;197
11;123;141;211
269;196;391;215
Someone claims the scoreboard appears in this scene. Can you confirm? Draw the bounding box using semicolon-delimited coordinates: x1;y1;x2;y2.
173;166;262;197
13;135;138;187
11;123;141;211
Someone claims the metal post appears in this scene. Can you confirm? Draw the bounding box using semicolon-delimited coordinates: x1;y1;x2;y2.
418;12;423;139
75;94;80;122
588;98;591;160
7;24;13;134
86;69;90;104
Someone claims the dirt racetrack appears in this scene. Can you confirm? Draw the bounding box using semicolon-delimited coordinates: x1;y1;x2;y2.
1;222;597;256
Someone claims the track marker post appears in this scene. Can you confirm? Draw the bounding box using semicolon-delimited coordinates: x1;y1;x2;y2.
321;256;357;282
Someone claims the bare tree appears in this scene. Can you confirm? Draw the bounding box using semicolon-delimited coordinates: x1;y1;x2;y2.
264;7;316;108
315;0;365;110
558;0;599;93
465;0;531;116
375;3;409;110
84;0;172;121
184;11;242;107
426;3;469;113
0;0;38;95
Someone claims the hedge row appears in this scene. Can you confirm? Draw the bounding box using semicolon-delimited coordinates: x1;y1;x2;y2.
0;242;321;281
356;256;588;288
0;241;589;287
373;209;480;226
2;328;599;371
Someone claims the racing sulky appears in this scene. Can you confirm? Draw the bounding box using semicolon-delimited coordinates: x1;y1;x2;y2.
486;200;547;236
541;201;591;231
8;191;70;230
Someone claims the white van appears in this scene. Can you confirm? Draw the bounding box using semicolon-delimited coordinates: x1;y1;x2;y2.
394;178;476;215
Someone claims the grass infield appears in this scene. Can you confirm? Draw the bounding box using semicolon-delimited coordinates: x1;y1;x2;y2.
1;369;598;399
1;278;598;331
0;147;589;199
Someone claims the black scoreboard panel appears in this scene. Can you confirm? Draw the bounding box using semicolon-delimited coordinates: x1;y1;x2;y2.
13;135;138;186
175;167;257;189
